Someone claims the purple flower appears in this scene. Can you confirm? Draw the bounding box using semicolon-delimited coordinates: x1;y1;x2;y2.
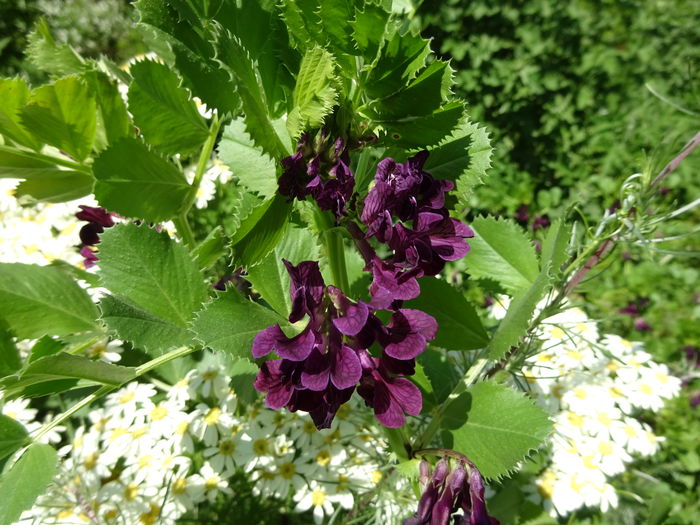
283;259;325;323
75;205;116;267
80;245;99;269
252;324;316;361
369;257;422;309
634;317;653;332
514;204;529;224
532;215;549;230
381;309;438;360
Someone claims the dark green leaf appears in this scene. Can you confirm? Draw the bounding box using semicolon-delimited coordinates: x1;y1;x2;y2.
351;3;389;58
0;416;28;462
98;223;209;327
466;216;540;294
0;263;99;339
27;336;64;363
0;325;21;377
20;75;96;161
319;0;357;55
379;101;464;149
128;60;209;156
230;194;291;268
192;226;227;270
406;278;488;351
0;443;57;525
192;286;290;360
280;0;323;50
449;382;551;479
93;138;190;222
418;349;461;404
0;78;41;150
218;118;278;199
84;70;132;148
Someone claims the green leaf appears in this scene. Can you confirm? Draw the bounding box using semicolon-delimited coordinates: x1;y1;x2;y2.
192;226;227;270
405;278;488;351
128;60;209;156
370;60;453;119
365;29;430;99
0;325;21;377
27;336;64;363
540;219;571;275
0;443;57;525
418;349;461;404
246;226;320;317
20;75;96;161
0;145;73;178
280;0;323;50
99;294;195;356
0;78;42;150
192;287;290;360
287;46;339;138
25;18;84;78
0;263;99;339
1;353;135;394
466;216;540;294
98;223;209;327
0;415;27;461
15;171;93;203
216;31;289;158
93;138;190;222
84;70;132;147
423;118;492;202
448;382;551;479
218;118;278;199
319;0;357;55
230;194;291;268
351;3;389;58
487;266;552;361
379;101;464;149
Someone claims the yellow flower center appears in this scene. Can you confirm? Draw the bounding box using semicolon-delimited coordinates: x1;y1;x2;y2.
139;504;161;525
253;439;269;456
205;407;222;425
218;440;236;455
205;477;219;491
176;421;189;435
598;442;614;456
311;489;327;506
279;462;296;479
640;384;653;395
316;450;331;467
119;392;135;404
150;405;168;421
124;483;139;501
172;478;187;494
371;470;383;484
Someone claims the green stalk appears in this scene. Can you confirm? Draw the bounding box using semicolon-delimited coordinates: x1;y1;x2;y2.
313;206;350;293
173;214;196;247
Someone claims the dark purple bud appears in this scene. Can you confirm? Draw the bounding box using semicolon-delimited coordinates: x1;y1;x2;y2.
80;245;99;268
462;464;498;525
283;259;325;323
514;204;529;224
634;317;653;332
618;301;639;317
532;216;549;230
254;359;301;409
76;205;115;228
79;222;103;246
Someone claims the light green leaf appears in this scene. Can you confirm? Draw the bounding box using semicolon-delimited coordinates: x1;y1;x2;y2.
423;118;492;202
230;194;292;268
15;171;93;203
191;226;227;270
466;216;540;294
487;265;552;360
216;31;289;158
20;75;96;161
0;443;57;525
287;46;338;138
99;294;195;356
246;226;320;317
128;60;209;156
85;70;132;148
98;223;209;327
319;0;357;55
93;138;190;222
0;416;28;461
218;118;278;199
0;263;99;340
0;146;72;178
351;3;389;58
379;101;464;149
448;382;551;479
0;78;41;150
540;219;571;275
280;0;323;50
25;18;85;78
405;278;488;351
192;287;290;360
1;353;135;395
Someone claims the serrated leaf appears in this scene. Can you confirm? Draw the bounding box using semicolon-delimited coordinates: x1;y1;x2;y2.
405;278;488;351
24;18;85;78
351;3;389;59
15;171;93;203
98;223;209;328
93;138;190;222
287;46;338;138
0;443;57;525
192;286;290;360
319;0;357;55
1;353;135;395
370;60;453;119
218;118;278;199
0;263;99;340
423;118;492;202
128;60;209;156
227;183;265;238
448;382;551;479
466;216;540;294
0;78;42;150
230;194;291;268
0;416;28;461
365;29;430;99
99;294;195;355
280;0;323;50
20;76;96;161
192;226;227;270
379;101;464;149
418;349;461;404
246;226;320;317
84;70;132;148
540;220;571;274
27;336;64;363
216;31;289;158
487;266;552;361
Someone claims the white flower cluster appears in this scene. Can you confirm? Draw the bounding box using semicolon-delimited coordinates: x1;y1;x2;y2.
0;179;93;267
17;366;408;525
496;301;681;517
184;159;233;209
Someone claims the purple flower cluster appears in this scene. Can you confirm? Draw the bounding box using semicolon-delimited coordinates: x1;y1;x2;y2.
252;260;436;429
278;132;354;218
405;458;498;525
75;205;115;268
361;151;474;277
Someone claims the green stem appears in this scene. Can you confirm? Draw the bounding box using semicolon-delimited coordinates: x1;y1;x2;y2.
184;115;222;215
0;145;92;174
173;214;196;247
313;206;350;293
31;346;196;443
